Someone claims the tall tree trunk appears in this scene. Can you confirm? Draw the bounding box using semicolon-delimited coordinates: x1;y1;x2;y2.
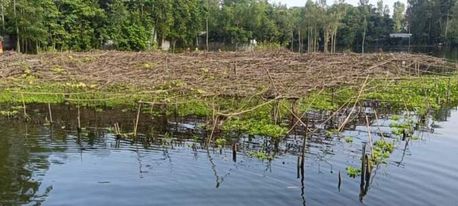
332;30;337;53
444;10;450;42
324;29;329;53
298;29;301;53
331;31;334;54
206;17;209;51
362;26;366;54
1;0;4;33
307;28;311;53
314;28;318;52
206;0;209;51
292;31;296;51
14;0;20;53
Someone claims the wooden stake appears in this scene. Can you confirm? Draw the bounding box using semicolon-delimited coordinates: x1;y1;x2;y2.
133;102;142;138
297;155;301;179
300;117;307;179
232;143;237;162
48;103;53;125
338;171;342;192
360;143;367;191
77;106;81;133
21;93;29;121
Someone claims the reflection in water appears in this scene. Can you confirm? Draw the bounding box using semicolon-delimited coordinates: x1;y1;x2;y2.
0;122;52;205
0;104;458;205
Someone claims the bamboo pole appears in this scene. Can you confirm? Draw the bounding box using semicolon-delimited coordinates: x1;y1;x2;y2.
133;102;142;138
77;106;81;133
21;93;29;121
48;103;53;125
232;143;237;162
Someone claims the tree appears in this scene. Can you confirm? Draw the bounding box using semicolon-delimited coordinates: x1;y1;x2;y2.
55;0;106;51
167;0;203;50
359;0;370;53
304;0;320;53
448;2;458;44
393;1;406;32
407;0;457;45
151;0;173;46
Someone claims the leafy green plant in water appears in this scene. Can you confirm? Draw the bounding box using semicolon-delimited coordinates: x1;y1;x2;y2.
344;136;353;143
390;116;416;137
0;110;19;117
248;151;273;161
411;135;420;140
370;140;395;164
391;128;404;136
346;166;361;178
325;129;340;138
215;138;227;148
175;100;211;117
391;115;401;121
223;118;287;139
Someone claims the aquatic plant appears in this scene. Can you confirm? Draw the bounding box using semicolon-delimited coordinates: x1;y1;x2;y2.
215;138;227;148
390;117;416;137
344;136;354;143
223;118;287;139
346;166;361;178
411;135;421;140
370;140;395;164
325;129;340;138
248;151;273;161
391;115;401;121
0;110;19;117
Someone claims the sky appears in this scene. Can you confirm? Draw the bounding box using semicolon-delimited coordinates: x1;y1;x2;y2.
273;0;408;12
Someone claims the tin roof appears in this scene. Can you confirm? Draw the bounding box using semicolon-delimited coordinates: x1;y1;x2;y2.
389;33;412;38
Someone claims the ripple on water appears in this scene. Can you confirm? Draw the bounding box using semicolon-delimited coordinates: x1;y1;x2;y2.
2;109;458;205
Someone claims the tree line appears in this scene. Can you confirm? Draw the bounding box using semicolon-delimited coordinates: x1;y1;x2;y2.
0;0;457;53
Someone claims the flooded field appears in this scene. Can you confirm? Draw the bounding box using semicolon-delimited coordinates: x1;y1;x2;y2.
1;50;457;205
1;104;458;205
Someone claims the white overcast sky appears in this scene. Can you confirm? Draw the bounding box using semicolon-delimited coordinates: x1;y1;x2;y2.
272;0;408;12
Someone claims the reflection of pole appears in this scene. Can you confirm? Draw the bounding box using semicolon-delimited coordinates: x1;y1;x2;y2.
338;171;342;192
207;149;223;188
359;143;366;201
300;117;307;205
77;106;81;133
232;143;237;162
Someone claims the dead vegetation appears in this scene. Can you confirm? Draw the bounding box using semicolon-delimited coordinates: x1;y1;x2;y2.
0;50;456;97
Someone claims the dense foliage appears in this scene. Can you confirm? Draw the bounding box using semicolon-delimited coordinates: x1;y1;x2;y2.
0;0;456;53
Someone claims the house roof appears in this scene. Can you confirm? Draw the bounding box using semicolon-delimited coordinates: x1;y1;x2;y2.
389;33;412;38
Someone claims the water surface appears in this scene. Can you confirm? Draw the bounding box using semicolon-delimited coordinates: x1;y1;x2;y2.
1;104;458;205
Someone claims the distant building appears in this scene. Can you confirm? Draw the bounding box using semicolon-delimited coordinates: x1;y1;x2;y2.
161;40;171;51
389;33;412;38
0;35;13;51
389;33;412;52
